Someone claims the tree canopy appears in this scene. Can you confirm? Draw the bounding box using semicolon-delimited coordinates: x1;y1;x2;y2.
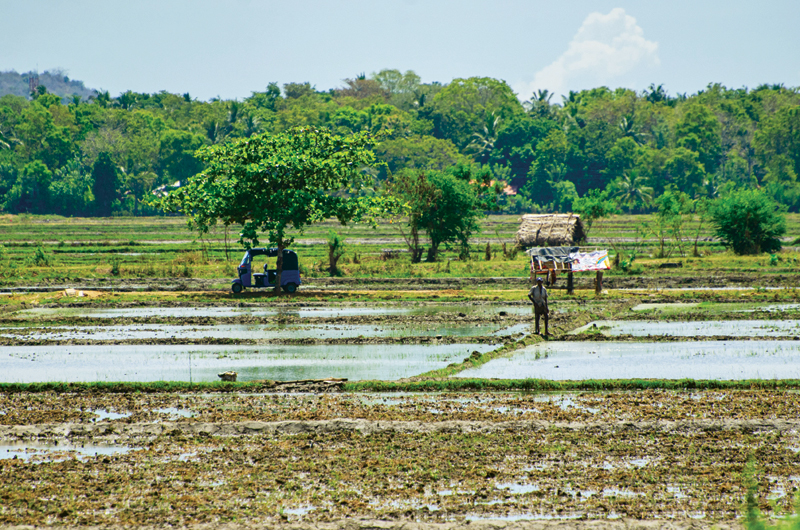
1;70;800;221
157;126;393;287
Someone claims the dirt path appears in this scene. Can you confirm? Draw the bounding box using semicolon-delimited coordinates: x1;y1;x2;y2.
3;271;800;292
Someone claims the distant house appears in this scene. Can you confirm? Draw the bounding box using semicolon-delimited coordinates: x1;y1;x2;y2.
515;213;586;248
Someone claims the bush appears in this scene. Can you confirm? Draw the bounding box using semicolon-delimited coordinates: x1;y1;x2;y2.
327;230;347;276
26;246;51;267
710;189;786;255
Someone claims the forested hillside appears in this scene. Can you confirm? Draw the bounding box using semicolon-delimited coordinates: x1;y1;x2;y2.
1;69;798;217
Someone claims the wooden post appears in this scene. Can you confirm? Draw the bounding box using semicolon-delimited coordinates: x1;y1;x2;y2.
567;271;574;295
595;271;603;294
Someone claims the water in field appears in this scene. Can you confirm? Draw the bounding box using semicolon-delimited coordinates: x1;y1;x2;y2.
456;341;800;380
572;320;800;337
0;441;134;463
631;302;800;314
0;322;529;342
16;304;536;319
0;343;497;383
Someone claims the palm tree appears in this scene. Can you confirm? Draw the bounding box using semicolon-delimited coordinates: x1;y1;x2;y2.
467;113;501;164
614;171;653;213
618;114;648;145
242;114;262;137
645;83;667;104
527;89;555;118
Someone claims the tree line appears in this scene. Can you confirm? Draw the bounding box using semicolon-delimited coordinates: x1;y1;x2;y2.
1;69;799;220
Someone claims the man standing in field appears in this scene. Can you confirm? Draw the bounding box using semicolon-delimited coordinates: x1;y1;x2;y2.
528;276;549;336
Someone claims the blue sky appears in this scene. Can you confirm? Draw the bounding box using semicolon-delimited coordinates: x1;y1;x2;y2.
2;0;798;101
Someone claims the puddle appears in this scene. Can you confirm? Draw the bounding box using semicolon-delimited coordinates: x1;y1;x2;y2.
456;341;800;380
1;322;525;342
92;409;132;421
0;440;133;462
573;320;800;337
0;343;497;383
155;407;195;419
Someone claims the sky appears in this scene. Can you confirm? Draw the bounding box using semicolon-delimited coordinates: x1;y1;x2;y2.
1;0;799;101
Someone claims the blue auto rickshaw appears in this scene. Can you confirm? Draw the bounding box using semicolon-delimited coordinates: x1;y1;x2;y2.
231;248;301;294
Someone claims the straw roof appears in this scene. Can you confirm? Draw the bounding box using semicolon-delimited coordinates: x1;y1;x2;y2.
515;213;586;248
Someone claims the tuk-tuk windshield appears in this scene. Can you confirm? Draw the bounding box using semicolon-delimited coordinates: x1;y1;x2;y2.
240;254;251;267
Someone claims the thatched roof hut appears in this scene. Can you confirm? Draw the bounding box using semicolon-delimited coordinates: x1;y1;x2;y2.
515;213;586;248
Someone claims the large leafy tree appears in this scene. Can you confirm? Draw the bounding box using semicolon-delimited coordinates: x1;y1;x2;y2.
424;77;523;150
388;164;494;262
710;189;786;255
158;126;390;290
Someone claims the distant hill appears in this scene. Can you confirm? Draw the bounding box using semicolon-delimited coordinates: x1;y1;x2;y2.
0;69;97;102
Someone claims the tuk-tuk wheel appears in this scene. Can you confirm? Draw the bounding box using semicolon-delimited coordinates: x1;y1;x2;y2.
231;283;243;294
282;282;298;293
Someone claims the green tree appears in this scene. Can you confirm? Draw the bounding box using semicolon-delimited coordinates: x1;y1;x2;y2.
388;166;487;262
572;188;618;236
675;103;722;174
49;157;94;216
158;129;205;183
373;135;466;179
610;170;653;213
92;152;118;217
425;77;523;150
520;128;570;206
753;105;800;211
710;189;786;254
648;188;694;257
157;127;391;291
4;160;52;213
664;147;706;196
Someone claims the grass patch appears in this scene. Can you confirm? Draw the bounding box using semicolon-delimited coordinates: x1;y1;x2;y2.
345;378;800;393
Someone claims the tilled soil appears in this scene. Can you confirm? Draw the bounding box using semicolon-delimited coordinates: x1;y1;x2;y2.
0;391;797;528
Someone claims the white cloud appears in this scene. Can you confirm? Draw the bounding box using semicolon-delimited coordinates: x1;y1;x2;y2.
516;8;659;99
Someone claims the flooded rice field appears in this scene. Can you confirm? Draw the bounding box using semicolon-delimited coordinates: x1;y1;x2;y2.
4;293;800;528
0;322;529;342
16;303;543;319
0;343;498;383
573;319;800;337
632;301;800;314
457;340;800;380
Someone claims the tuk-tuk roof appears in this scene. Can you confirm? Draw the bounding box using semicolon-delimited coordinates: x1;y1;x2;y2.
244;248;297;258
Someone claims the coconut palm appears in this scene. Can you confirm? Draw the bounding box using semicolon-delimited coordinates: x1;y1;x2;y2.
467;113;501;164
618;114;648;145
614;170;654;213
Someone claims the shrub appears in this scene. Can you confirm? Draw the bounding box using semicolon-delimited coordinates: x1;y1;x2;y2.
327;230;347;276
110;257;121;276
27;246;50;267
710;189;786;255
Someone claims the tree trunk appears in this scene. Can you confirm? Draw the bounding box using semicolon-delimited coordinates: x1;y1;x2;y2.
274;240;284;293
426;243;439;262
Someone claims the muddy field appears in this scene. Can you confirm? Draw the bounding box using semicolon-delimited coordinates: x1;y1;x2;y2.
2;290;800;529
1;391;798;529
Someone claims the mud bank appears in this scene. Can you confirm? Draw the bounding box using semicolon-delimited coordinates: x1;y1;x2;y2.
3;417;799;442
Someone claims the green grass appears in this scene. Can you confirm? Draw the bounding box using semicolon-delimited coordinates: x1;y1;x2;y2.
1;213;799;285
